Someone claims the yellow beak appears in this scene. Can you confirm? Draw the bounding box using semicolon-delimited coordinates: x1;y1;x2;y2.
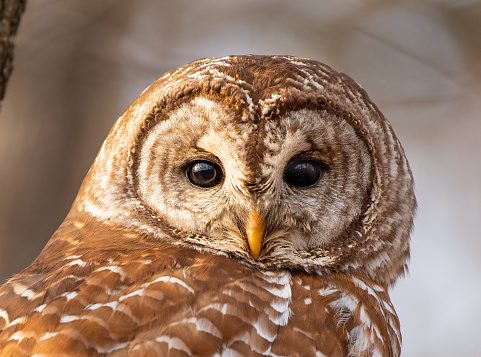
245;208;265;260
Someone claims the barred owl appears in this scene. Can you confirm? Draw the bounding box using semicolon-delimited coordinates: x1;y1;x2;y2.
0;55;416;356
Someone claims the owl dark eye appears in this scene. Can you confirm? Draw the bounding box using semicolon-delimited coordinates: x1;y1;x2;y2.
186;160;223;188
284;159;323;188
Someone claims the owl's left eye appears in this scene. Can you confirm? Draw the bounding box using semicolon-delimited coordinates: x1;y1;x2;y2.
284;159;323;188
186;160;223;188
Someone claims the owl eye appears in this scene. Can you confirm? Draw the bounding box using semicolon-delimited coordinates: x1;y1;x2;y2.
186;160;223;188
284;159;323;188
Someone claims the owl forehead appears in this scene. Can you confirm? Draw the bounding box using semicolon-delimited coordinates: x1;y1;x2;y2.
168;96;316;153
160;55;357;121
148;55;366;160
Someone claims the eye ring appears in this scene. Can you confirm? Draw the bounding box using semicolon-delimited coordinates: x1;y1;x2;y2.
186;160;223;188
284;159;324;188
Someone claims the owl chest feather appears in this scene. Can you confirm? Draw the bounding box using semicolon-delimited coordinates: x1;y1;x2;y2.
0;222;399;357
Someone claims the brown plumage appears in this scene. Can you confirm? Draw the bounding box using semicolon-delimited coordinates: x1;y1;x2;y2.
0;55;415;356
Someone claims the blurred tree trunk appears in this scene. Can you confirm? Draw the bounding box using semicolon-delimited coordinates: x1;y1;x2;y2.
0;0;26;109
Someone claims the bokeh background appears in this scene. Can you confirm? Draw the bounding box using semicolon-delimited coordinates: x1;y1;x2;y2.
1;1;480;355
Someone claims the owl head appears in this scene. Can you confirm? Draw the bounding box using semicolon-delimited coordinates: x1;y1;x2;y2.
70;55;416;286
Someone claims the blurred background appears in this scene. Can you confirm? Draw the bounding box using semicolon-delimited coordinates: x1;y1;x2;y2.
0;0;480;355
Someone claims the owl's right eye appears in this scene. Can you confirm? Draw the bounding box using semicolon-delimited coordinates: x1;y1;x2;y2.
186;160;223;188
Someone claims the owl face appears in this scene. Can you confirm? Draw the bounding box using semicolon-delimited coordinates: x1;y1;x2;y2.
76;55;415;285
137;96;371;265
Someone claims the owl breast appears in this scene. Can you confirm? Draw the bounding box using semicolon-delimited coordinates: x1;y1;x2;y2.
0;221;400;356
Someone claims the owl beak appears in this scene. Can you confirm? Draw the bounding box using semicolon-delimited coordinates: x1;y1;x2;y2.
245;208;265;260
